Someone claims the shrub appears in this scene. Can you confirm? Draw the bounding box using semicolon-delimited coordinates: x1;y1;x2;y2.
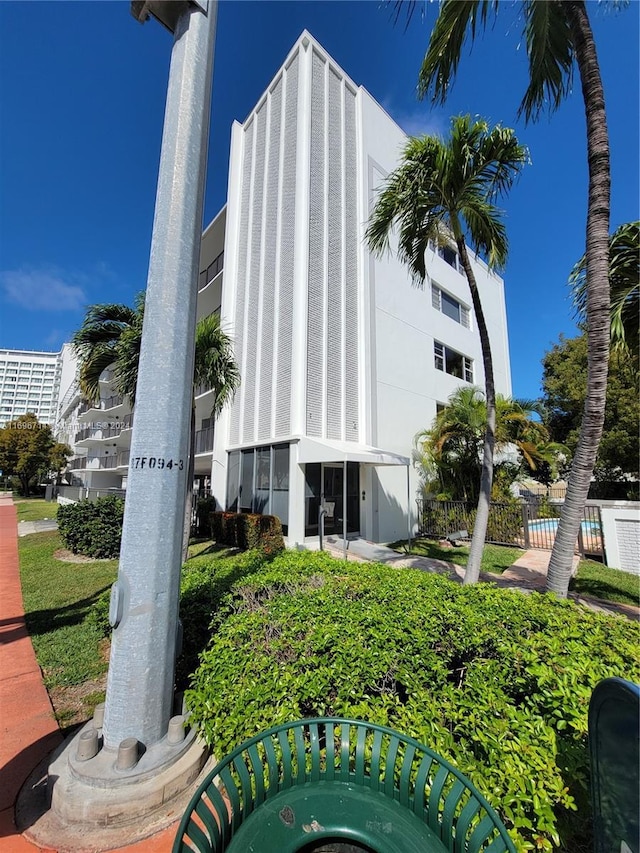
57;496;124;558
185;551;640;853
176;548;272;688
211;511;284;554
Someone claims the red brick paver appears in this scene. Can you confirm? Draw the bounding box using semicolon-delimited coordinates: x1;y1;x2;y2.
0;496;178;853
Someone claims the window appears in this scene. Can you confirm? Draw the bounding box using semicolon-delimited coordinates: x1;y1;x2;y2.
428;240;460;271
434;341;473;382
432;285;470;328
227;443;290;533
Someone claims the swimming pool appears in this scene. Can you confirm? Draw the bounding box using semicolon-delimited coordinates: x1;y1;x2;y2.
528;518;601;535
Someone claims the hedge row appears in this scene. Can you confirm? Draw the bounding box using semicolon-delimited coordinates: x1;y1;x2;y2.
211;511;284;554
57;495;124;558
185;549;640;853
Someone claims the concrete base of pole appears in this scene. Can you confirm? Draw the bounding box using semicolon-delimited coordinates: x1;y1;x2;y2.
17;721;211;849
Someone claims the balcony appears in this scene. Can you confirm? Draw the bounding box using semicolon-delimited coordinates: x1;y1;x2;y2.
87;455;118;470
194;382;213;398
69;457;87;470
117;450;130;468
194;427;214;454
103;394;124;410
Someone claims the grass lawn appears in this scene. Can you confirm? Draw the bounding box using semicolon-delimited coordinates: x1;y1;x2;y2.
14;497;58;522
392;537;523;574
18;530;117;725
570;559;640;607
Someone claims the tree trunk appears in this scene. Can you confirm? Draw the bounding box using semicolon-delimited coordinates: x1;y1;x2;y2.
20;474;30;498
181;404;196;563
547;1;610;597
456;238;496;585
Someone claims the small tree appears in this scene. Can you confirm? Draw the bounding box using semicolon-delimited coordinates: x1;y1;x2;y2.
416;388;563;503
0;414;71;496
366;116;528;584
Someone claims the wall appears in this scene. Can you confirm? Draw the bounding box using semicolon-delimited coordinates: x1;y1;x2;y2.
600;502;640;574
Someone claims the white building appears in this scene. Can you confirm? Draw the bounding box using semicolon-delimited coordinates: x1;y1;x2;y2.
59;32;512;544
0;346;75;428
209;32;511;546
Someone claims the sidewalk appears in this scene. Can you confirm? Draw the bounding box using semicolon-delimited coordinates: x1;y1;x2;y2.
0;495;178;853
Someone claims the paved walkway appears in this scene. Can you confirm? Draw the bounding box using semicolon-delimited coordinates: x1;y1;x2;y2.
17;519;58;537
325;536;639;621
0;495;178;852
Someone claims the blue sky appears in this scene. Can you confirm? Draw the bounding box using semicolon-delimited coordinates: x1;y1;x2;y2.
0;1;638;402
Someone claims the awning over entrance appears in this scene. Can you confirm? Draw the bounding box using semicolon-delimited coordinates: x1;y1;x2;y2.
295;436;409;467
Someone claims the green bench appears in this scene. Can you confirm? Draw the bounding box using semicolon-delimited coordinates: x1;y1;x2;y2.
173;718;515;853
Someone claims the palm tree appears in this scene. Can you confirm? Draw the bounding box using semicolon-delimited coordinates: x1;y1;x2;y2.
417;387;560;503
366;115;528;584
183;312;240;558
72;294;145;405
571;220;639;359
411;0;613;597
72;297;240;558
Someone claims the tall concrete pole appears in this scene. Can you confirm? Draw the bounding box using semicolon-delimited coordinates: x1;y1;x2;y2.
103;0;217;753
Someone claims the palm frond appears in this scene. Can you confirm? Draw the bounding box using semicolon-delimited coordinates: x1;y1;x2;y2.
519;1;574;121
194;313;241;418
417;0;498;103
570;220;639;355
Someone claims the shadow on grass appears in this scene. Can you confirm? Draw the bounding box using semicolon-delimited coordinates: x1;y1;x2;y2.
569;577;639;608
24;586;112;638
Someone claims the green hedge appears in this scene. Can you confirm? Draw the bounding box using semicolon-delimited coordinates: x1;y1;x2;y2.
185;550;640;853
57;496;124;559
210;511;284;554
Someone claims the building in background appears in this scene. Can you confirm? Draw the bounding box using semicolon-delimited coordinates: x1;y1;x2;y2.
55;32;512;543
0;346;77;429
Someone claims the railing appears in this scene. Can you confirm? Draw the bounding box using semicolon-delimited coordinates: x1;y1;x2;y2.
75;427;94;442
58;380;80;416
194;383;212;397
57;485;125;503
194;427;214;454
103;394;124;410
87;455;118;470
121;413;134;430
117;450;129;467
78;400;92;416
417;498;603;557
68;457;87;470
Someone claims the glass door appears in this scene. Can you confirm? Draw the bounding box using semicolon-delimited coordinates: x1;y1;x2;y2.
305;462;359;537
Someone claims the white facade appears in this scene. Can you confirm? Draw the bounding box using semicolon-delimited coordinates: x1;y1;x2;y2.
58;32;513;546
209;33;512;546
0;347;73;428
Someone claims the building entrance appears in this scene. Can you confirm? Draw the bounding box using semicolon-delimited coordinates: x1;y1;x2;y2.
304;462;359;538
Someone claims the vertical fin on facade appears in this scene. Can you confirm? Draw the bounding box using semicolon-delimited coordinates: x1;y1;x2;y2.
306;50;326;438
230;118;254;446
257;79;282;441
274;54;298;438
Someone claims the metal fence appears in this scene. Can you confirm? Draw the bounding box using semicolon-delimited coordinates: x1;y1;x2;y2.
417;498;604;558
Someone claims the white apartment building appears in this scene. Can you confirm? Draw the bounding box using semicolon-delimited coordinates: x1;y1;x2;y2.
59;32;512;544
0;347;75;428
